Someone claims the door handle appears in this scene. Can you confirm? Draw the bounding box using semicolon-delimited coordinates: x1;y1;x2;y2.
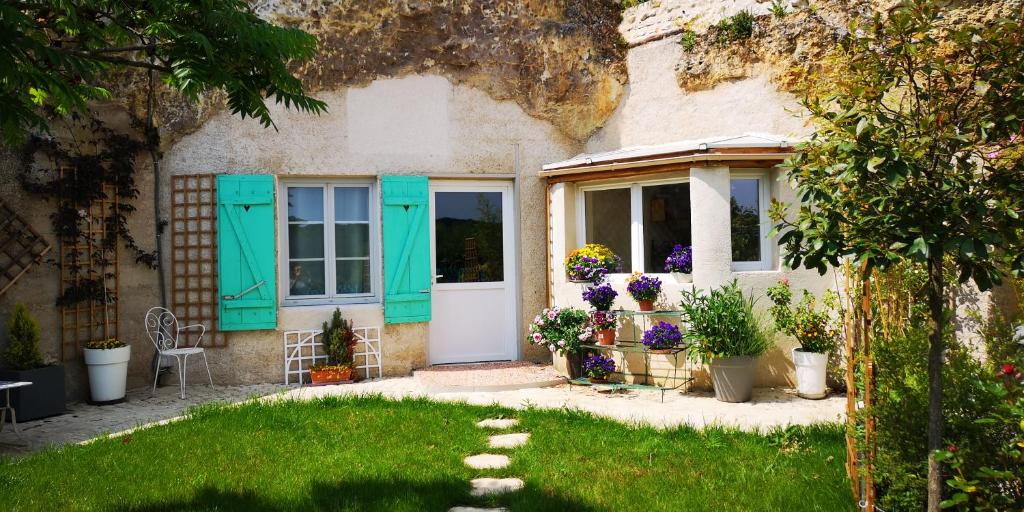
434;274;443;279
418;289;430;294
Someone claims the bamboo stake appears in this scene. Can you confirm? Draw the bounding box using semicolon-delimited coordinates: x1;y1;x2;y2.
843;260;860;503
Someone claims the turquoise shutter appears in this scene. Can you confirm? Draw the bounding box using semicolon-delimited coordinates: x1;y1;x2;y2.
382;176;431;323
217;175;277;331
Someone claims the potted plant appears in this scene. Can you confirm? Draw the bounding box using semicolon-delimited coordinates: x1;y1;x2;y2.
565;244;621;283
591;310;618;346
627;272;662;311
582;354;616;383
0;304;65;420
664;244;693;283
642;321;683;354
680;281;772;403
766;279;839;399
309;308;357;385
83;338;130;404
582;282;617;311
528;306;591;378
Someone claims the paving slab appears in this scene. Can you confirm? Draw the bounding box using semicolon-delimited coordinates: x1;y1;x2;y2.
476;418;519;429
488;433;530;449
469;477;525;497
464;453;511;469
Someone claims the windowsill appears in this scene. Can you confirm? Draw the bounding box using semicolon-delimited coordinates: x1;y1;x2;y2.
280;298;382;309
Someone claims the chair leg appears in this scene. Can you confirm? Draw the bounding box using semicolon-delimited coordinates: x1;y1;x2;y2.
202;351;214;388
152;353;162;396
176;356;186;400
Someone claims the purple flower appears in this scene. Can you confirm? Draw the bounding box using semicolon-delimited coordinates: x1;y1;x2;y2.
642;321;682;350
626;274;662;302
582;283;617;311
664;244;693;274
591;310;617;330
583;354;616;379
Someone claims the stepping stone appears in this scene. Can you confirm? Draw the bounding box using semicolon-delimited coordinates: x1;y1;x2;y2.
464;453;511;469
488;432;530;449
476;418;519;429
449;508;508;512
469;477;525;497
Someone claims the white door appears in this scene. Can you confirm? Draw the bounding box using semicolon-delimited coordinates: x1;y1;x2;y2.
429;181;516;364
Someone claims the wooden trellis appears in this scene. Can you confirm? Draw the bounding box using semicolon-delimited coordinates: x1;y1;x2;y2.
0;200;52;296
59;180;119;360
171;174;226;347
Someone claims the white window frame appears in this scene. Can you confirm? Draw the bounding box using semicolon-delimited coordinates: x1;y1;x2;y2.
278;179;381;306
729;170;773;272
575;177;691;278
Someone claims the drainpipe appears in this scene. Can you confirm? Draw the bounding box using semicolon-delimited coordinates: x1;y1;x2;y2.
147;59;170;385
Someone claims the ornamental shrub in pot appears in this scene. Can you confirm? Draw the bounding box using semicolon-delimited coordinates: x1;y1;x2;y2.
309;308;356;385
642;321;683;354
680;281;772;403
626;273;662;312
766;279;840;399
591;310;618;346
83;338;130;404
564;244;621;283
583;354;615;383
527;306;590;378
0;304;66;420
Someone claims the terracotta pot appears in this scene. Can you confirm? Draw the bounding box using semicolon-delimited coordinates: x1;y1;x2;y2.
637;299;656;312
309;366;353;385
649;348;673;355
588;376;609;384
595;328;616;346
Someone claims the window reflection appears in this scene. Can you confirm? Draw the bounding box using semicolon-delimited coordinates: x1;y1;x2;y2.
434;192;504;283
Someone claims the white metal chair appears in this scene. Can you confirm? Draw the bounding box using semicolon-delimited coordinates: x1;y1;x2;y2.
145;307;214;399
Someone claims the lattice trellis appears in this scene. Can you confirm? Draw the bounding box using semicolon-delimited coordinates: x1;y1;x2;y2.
0;200;52;296
171;174;226;347
60;180;119;360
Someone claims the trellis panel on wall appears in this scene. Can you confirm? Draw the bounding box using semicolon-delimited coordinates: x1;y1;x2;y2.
59;172;119;360
0;200;52;297
171;175;227;347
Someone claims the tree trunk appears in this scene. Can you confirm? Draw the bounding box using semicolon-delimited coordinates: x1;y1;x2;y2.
926;254;945;512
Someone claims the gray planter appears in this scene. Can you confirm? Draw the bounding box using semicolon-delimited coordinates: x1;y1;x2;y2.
0;364;66;421
709;356;755;403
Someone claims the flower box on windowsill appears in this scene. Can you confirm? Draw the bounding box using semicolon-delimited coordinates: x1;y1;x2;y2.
670;272;692;284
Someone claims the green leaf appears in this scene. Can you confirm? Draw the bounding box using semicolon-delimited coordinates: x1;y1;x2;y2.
909;237;929;258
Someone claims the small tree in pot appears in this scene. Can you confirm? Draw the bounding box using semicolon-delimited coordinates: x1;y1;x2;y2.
680;281;772;403
0;304;65;419
766;279;840;399
309;309;356;385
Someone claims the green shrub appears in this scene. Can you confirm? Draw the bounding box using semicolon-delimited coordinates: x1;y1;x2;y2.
321;308;355;368
680;281;772;362
769;1;787;18
765;279;840;354
712;10;755;45
4;303;43;370
679;29;697;51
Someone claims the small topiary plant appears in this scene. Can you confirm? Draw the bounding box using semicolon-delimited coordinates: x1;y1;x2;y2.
5;303;44;370
316;308;355;370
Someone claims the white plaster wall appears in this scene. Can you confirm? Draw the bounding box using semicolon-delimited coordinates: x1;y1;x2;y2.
586;38;811;154
161;74;578;383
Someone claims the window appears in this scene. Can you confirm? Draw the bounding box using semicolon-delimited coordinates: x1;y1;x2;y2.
578;180;692;274
730;174;771;271
281;182;378;304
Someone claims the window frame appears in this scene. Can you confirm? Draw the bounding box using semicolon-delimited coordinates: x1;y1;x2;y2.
278;179;381;306
575;177;691;278
729;170;773;272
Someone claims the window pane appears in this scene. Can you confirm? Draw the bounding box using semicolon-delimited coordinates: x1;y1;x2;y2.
336;259;371;294
642;183;691;272
335;224;370;258
334;187;370;222
434;191;504;283
287;187;323;222
287;260;325;296
288;224;324;259
584;188;632;271
731;179;762;262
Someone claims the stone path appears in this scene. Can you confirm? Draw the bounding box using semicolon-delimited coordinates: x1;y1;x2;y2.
451;416;530;510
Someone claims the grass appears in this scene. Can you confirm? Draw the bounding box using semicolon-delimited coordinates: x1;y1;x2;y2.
0;396;853;511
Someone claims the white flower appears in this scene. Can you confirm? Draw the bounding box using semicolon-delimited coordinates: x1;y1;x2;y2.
547;310;557;321
534;315;541;324
1014;324;1024;345
558;340;565;347
548;345;556;352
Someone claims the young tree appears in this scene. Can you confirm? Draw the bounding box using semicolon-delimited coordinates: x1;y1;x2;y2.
0;0;327;144
771;2;1024;510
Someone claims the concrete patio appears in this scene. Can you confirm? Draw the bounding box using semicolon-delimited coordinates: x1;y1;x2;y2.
0;370;845;454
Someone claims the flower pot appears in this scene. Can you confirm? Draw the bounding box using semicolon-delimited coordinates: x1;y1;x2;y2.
566;352;583;380
637;300;656;312
0;365;66;421
649;348;673;354
588;376;609;384
792;348;828;399
309;366;354;385
671;272;692;284
83;345;131;404
595;328;616;346
709;356;755;403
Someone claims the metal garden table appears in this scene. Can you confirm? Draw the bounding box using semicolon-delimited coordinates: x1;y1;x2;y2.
0;380;32;437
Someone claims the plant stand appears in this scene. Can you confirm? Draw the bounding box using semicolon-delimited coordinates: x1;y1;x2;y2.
568;310;694;402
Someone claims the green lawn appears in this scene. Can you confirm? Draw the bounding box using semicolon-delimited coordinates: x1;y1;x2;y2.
0;396;853;511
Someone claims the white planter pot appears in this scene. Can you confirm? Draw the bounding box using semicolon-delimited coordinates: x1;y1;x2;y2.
792;348;828;399
84;345;131;403
671;272;692;284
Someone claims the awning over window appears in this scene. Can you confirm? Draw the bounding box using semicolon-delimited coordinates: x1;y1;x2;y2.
540;134;797;182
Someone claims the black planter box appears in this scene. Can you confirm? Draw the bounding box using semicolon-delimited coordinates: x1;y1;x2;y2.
0;365;66;422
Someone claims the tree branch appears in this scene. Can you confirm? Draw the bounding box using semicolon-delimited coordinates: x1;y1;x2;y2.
51;47;172;73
